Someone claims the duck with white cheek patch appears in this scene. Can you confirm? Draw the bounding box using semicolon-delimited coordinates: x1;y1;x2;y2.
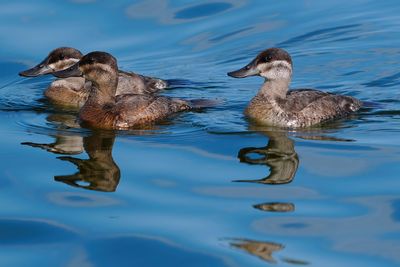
228;48;362;128
19;47;168;107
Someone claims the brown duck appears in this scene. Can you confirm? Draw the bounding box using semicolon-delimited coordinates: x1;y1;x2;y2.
53;51;210;129
228;47;362;128
19;47;168;107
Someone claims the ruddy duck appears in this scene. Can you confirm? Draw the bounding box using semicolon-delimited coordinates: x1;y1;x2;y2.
53;51;209;129
19;47;168;107
227;48;362;128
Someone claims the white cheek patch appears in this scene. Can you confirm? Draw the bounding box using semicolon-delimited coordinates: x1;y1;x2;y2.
259;60;292;80
48;58;80;71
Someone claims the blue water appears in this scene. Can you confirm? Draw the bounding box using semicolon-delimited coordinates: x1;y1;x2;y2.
1;0;400;266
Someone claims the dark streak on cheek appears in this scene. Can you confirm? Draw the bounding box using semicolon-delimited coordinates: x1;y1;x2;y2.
262;64;273;73
263;63;291;73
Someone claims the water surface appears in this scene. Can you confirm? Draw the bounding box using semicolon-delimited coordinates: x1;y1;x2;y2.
1;0;400;266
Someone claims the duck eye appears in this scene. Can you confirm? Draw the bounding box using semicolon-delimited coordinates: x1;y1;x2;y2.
265;55;272;62
84;57;95;65
59;54;65;60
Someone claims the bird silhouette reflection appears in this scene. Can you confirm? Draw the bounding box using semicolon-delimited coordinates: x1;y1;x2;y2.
236;130;299;185
55;131;120;192
230;238;284;264
22;114;120;192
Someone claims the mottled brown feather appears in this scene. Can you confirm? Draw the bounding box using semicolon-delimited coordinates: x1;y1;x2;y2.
232;48;362;128
74;52;191;130
24;47;168;107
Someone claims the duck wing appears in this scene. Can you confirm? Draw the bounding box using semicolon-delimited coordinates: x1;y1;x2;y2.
114;94;190;128
117;70;167;95
283;89;361;126
284;89;331;112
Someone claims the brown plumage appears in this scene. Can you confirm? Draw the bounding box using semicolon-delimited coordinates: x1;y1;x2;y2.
228;47;362;128
53;51;196;130
19;47;168;107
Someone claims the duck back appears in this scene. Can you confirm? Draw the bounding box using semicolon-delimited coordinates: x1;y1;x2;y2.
246;89;362;127
117;71;167;95
114;94;190;129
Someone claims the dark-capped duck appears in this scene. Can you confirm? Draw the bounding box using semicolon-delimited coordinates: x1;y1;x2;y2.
53;51;210;129
19;47;168;107
227;48;362;128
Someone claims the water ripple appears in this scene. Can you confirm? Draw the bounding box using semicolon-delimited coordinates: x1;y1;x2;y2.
362;72;400;88
174;2;233;20
278;24;362;47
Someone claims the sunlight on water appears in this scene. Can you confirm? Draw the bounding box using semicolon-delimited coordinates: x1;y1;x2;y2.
0;0;400;266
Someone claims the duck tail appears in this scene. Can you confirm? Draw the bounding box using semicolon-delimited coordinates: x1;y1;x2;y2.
142;76;168;90
188;98;221;109
152;78;168;90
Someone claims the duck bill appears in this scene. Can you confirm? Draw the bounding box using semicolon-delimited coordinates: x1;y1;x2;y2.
227;61;260;78
52;63;82;78
19;59;53;77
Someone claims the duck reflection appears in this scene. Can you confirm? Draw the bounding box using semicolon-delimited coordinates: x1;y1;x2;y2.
230;238;284;264
229;238;309;265
253;202;295;212
236;130;299;185
22;114;120;192
230;128;352;265
55;132;120;192
22;113;84;155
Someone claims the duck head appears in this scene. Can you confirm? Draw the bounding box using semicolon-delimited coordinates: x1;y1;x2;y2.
227;48;293;80
19;47;83;77
52;51;118;87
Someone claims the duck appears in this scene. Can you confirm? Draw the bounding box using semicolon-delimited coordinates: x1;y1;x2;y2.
52;51;210;129
19;47;168;107
227;47;362;128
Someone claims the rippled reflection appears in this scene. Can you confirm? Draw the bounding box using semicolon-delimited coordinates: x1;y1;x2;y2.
229;238;284;264
253;202;295;212
252;196;400;264
125;0;241;24
22;114;120;192
229;238;310;265
22;114;84;155
55;131;119;192
235;126;357;185
236;130;299;185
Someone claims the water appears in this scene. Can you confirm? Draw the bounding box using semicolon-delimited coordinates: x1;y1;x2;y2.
1;0;400;266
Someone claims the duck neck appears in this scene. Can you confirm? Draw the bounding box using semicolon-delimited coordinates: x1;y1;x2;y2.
86;76;118;106
257;78;291;100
